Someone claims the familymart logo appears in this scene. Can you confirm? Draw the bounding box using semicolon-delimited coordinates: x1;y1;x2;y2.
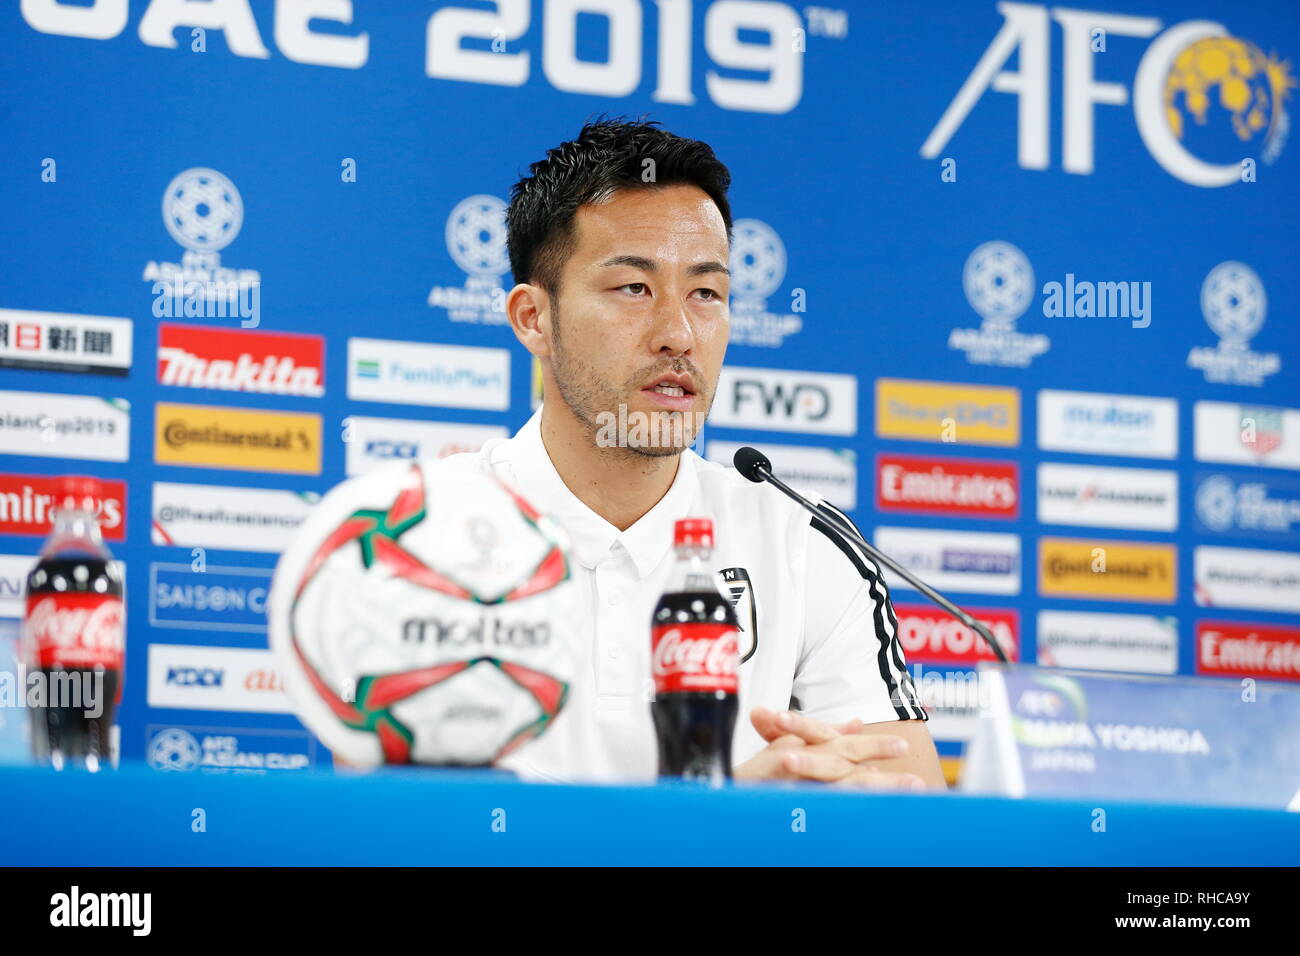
346;338;509;410
50;885;151;936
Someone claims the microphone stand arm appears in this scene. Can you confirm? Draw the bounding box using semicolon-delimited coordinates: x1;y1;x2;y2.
756;464;1013;665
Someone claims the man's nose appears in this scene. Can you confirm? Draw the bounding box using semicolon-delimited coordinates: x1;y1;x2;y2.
650;292;695;355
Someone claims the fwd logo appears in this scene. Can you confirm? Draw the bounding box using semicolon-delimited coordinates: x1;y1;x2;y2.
735;380;828;419
711;367;857;436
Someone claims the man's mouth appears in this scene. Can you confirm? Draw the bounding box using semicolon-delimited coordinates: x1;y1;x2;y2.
639;374;697;411
642;373;696;396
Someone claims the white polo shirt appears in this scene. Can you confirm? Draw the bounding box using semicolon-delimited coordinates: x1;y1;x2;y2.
470;407;928;783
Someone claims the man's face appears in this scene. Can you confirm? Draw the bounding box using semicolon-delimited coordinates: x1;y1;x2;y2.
546;183;730;456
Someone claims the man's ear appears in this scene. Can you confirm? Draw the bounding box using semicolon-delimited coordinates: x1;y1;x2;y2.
506;283;552;359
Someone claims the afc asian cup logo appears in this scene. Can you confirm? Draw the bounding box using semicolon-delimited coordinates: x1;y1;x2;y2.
162;168;243;252
429;194;510;324
1195;475;1237;532
1187;260;1279;386
148;727;201;772
446;194;510;278
730;219;787;301
963;241;1034;329
727;218;801;348
1202;261;1267;345
949;240;1049;367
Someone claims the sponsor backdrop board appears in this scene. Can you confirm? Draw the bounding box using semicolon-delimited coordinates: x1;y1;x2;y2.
0;1;1296;769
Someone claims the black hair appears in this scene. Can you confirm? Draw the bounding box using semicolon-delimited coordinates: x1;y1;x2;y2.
506;116;733;296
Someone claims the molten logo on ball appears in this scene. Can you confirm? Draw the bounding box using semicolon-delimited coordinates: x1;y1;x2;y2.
269;462;578;767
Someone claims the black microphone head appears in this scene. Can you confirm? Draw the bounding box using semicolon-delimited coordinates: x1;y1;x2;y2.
732;446;772;483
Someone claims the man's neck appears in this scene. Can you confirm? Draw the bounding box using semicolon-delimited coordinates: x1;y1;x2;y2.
538;402;681;532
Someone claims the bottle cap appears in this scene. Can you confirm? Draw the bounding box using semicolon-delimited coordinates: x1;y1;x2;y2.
53;475;101;511
673;517;714;550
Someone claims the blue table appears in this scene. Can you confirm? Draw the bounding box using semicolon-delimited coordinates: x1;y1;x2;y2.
2;763;1296;865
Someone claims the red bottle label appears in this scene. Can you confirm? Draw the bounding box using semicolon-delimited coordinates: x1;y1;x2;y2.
25;593;125;670
651;623;739;694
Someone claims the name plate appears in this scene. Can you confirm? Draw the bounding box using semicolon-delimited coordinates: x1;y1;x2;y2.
962;664;1300;810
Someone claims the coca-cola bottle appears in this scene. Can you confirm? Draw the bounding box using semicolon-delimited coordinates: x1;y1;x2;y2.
651;518;740;785
23;476;125;771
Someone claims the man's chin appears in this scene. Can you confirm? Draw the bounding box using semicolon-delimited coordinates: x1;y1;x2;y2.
593;402;703;453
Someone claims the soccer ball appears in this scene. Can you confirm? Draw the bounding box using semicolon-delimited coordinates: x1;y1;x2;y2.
268;460;577;767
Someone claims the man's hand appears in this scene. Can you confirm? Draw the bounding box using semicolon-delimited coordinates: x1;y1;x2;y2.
733;706;931;791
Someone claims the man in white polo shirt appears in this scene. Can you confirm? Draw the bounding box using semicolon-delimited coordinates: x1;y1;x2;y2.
479;117;942;789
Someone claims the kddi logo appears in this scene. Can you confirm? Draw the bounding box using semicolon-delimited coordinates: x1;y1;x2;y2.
428;195;509;325
922;5;1294;186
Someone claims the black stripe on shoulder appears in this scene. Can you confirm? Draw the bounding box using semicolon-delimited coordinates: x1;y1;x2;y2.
807;501;927;721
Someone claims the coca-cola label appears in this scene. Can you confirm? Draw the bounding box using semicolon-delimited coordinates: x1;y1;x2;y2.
651;623;739;694
25;593;125;670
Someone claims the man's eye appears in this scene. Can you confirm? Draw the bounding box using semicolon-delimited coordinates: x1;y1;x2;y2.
621;283;648;295
696;288;722;301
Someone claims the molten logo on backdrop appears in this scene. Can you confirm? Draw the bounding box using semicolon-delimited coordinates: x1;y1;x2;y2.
922;5;1295;186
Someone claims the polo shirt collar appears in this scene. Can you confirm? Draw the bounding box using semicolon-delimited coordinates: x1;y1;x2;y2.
506;406;699;578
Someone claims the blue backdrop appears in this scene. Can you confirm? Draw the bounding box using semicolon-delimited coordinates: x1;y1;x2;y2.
1;0;1296;768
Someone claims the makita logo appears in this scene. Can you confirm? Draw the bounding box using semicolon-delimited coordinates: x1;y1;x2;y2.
158;324;324;397
166;666;223;687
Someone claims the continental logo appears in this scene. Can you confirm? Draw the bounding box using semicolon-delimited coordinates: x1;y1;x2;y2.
1039;538;1176;603
875;379;1019;447
154;403;321;475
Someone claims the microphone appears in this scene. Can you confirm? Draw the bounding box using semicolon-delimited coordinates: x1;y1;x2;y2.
733;446;1012;664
